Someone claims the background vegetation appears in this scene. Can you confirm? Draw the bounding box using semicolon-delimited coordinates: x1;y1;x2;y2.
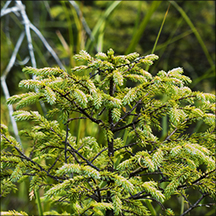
1;1;215;215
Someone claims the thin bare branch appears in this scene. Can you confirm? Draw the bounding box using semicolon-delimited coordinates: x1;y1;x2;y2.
1;5;20;17
0;0;12;16
178;169;216;190
67;142;100;171
91;148;108;163
1;31;25;146
1;79;22;145
180;193;208;216
1;31;25;79
66;117;86;124
113;97;144;128
114;142;139;151
29;23;66;70
112;114;141;133
68;0;94;41
48;153;63;173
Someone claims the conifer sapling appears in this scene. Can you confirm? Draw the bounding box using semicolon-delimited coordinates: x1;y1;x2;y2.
1;49;215;216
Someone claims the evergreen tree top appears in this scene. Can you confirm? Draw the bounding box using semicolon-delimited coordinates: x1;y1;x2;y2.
1;49;215;216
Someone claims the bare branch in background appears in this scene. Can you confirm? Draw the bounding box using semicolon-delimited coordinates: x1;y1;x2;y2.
68;0;94;41
1;0;65;144
1;31;25;147
0;0;12;13
180;193;208;216
29;23;66;70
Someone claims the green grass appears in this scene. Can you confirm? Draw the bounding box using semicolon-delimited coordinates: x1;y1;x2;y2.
126;1;162;54
86;1;122;53
170;1;214;70
145;3;170;71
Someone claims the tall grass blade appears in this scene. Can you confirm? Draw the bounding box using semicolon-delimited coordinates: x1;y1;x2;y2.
191;66;215;88
146;3;170;71
145;200;157;216
86;1;122;53
126;1;162;54
132;1;142;38
147;30;193;73
97;21;105;52
76;114;82;145
35;189;43;216
151;3;170;54
61;1;74;67
145;29;193;55
69;0;94;42
122;109;134;146
161;115;168;139
170;1;215;70
71;6;83;53
180;196;184;214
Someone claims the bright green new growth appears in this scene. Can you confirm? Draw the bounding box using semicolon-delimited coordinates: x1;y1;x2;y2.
1;49;215;216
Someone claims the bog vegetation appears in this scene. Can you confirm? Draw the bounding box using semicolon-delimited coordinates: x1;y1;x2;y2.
1;49;215;216
1;1;215;216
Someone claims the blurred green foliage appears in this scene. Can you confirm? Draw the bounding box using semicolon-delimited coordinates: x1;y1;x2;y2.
1;1;215;93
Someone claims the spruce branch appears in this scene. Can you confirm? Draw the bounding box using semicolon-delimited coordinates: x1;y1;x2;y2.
105;77;115;216
89;55;147;79
178;169;216;190
125;150;135;156
133;123;141;140
79;185;100;202
45;127;80;164
2;134;64;182
129;167;148;178
66;74;91;94
57;195;70;204
210;126;216;134
40;145;64;152
91;177;102;202
149;95;196;115
108;77;115;158
138;171;164;176
52;86;106;126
